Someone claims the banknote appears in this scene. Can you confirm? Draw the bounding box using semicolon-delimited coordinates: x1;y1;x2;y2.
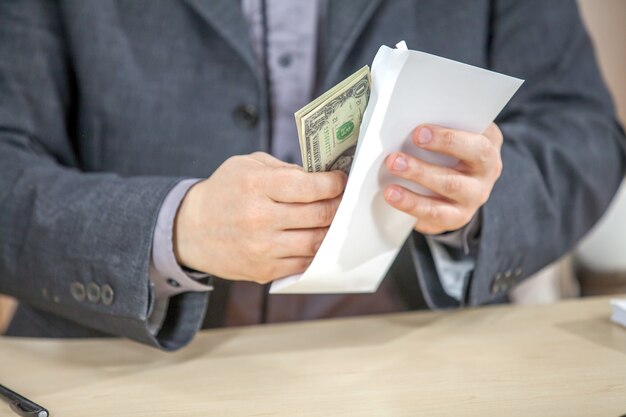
296;65;371;174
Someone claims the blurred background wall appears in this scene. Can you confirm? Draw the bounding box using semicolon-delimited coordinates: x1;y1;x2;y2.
1;1;625;331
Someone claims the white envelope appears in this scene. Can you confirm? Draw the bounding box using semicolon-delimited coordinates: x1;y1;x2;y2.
270;42;523;294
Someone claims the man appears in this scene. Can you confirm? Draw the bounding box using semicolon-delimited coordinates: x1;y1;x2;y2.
0;1;624;350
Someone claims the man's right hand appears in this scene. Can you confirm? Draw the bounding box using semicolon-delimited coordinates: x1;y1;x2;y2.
173;152;347;284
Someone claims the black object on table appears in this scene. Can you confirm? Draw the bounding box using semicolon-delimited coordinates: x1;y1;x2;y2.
0;384;49;417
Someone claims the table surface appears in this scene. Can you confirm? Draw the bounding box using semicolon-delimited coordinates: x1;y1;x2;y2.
1;296;625;417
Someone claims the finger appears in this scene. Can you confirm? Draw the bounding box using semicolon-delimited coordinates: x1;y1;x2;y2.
265;168;347;203
276;257;314;278
413;125;498;171
273;228;328;258
277;196;341;229
256;257;313;284
249;151;291;168
385;152;479;204
483;123;504;148
383;185;469;234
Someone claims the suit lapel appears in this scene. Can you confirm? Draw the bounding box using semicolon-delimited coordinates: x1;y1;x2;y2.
321;0;382;90
183;0;382;92
184;0;258;78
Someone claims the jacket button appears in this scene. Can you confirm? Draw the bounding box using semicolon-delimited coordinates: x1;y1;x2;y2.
491;273;505;294
233;104;259;128
101;284;114;306
70;282;86;302
87;283;101;303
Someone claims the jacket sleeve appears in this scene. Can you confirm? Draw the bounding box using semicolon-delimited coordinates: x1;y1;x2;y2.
466;0;626;305
411;0;625;308
0;1;208;350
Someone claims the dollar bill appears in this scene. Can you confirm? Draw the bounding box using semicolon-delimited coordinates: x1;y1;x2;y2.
296;65;371;174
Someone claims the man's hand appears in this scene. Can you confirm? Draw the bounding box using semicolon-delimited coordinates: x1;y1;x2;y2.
173;152;347;284
384;123;503;235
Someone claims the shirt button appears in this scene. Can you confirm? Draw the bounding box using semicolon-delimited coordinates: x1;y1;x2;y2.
233;104;259;128
70;282;86;302
278;53;292;68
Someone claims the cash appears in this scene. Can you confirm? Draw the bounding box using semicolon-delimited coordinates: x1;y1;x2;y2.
296;66;371;174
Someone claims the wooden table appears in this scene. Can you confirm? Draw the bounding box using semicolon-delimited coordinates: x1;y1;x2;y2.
1;296;625;416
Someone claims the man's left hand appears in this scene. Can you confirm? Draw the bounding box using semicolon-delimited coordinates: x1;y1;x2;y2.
384;123;503;235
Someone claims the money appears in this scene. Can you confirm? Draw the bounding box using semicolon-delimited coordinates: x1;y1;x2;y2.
296;66;371;174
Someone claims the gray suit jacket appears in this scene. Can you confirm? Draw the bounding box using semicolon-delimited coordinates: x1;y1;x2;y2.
0;0;624;350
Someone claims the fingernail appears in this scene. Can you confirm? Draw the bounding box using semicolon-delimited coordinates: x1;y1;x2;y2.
392;155;408;171
385;187;402;203
417;127;433;144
